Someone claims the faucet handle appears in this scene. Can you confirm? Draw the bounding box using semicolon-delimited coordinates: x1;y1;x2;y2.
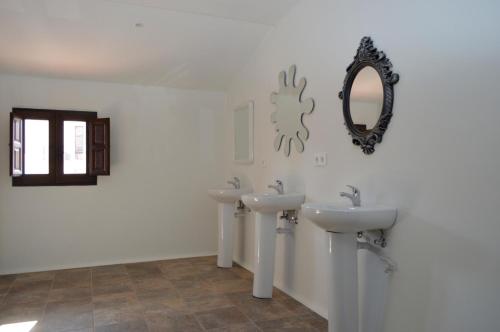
227;177;241;189
341;185;361;206
267;180;282;188
267;180;284;194
346;185;359;195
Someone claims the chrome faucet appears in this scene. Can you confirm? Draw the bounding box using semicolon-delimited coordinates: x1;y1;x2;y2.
340;185;361;207
268;180;284;195
227;177;240;189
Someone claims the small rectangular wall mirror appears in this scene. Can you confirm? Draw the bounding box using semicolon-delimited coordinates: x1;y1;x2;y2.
233;101;254;164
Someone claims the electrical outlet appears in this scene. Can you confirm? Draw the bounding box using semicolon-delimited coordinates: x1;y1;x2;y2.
314;152;327;167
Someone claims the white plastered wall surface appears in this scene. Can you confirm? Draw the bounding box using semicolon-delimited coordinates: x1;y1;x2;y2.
0;74;226;274
223;0;500;331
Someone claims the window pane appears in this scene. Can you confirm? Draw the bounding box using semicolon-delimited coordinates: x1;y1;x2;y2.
25;119;49;174
64;121;87;174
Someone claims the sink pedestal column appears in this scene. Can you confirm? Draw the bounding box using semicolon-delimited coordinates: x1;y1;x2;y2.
217;203;235;268
328;232;358;332
253;212;277;298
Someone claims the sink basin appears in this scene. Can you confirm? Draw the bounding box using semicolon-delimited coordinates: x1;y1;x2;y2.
208;187;252;268
241;191;305;298
303;202;397;332
302;203;397;233
302;200;397;332
208;188;252;204
242;193;305;213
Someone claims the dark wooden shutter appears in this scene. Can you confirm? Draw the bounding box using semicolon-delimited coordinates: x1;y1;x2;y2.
89;118;110;175
10;113;23;176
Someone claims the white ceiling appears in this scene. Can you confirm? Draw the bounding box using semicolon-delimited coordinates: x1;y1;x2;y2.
0;0;299;90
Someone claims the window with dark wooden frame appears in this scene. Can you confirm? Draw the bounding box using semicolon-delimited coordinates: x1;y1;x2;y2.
9;108;110;186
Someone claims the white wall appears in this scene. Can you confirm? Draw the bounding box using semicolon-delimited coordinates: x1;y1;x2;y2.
0;74;226;274
223;0;500;331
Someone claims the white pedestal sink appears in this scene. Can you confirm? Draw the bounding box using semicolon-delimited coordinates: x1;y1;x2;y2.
208;187;252;268
302;203;397;332
241;192;305;298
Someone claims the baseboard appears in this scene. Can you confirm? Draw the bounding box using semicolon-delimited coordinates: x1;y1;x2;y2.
233;258;328;319
274;281;328;319
0;251;218;275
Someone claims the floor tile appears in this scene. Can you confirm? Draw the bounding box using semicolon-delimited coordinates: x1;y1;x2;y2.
92;273;130;286
171;277;216;298
48;287;92;303
52;269;91;289
0;275;16;290
256;314;327;331
229;296;293;322
131;275;174;292
182;294;234;314
92;274;133;296
137;289;189;317
93;283;134;297
231;266;253;280
211;278;253;294
300;313;328;331
194;262;220;274
9;279;53;292
195;306;251;330
95;319;149;332
134;284;178;300
0;275;16;301
275;296;315;316
145;313;202;332
15;271;56;282
159;262;200;279
92;264;128;277
3;280;52;305
93;292;145;328
186;255;217;264
37;299;93;332
0;301;45;325
126;263;163;278
205;322;261;332
202;269;242;282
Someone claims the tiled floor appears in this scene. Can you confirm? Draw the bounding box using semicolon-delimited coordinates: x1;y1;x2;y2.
0;256;327;331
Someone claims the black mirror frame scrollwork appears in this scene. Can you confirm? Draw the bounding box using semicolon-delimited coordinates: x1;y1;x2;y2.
338;37;399;154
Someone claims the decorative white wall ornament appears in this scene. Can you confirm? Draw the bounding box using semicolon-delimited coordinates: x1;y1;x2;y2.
270;65;315;156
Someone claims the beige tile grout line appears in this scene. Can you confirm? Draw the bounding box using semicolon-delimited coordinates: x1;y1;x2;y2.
126;265;152;332
190;309;206;331
166;261;206;332
178;259;263;332
0;280;13;305
123;264;149;331
39;272;56;329
225;267;264;331
154;260;199;331
219;286;264;332
238;307;264;332
0;277;16;308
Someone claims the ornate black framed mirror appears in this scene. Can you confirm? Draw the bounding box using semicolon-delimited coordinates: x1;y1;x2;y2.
339;37;399;154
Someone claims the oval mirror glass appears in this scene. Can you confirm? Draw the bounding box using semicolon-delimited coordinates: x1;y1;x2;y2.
349;66;383;132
